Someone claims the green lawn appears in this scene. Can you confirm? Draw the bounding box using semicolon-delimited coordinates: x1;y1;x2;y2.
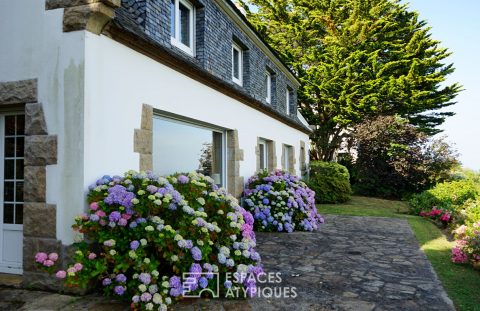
318;196;480;311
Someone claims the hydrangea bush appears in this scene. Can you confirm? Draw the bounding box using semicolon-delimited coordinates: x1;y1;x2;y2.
243;170;324;232
35;171;263;310
451;221;480;269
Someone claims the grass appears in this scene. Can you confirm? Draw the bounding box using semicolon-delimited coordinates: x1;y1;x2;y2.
318;196;480;311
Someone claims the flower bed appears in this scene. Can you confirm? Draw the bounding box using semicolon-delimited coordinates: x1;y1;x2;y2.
35;171;263;310
243;170;324;232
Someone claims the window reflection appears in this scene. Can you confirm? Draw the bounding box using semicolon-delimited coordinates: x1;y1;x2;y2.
153;117;224;185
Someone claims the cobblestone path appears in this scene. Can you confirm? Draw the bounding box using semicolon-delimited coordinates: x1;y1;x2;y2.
0;215;454;310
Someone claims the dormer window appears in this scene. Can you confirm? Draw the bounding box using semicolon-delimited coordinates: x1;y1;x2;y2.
170;0;195;56
232;43;243;86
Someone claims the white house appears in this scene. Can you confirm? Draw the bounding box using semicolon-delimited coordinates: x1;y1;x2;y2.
0;0;311;287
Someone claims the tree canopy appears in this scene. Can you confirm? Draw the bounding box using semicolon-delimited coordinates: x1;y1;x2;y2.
243;0;461;160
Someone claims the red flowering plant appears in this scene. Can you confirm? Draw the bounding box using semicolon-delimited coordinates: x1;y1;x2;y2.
34;171;263;310
419;206;452;226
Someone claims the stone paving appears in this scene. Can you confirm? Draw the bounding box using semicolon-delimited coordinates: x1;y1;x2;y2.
0;215;455;310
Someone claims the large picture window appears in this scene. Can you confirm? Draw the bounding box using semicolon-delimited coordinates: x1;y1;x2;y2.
153;116;225;186
170;0;195;56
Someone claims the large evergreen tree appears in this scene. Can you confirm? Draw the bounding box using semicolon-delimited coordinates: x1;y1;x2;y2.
243;0;461;160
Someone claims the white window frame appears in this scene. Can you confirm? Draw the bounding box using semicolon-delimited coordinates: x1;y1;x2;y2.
232;43;243;86
170;0;195;56
265;71;272;103
259;139;268;170
283;144;291;171
286;88;291;115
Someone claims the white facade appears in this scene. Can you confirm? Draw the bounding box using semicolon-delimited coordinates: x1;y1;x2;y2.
0;0;310;272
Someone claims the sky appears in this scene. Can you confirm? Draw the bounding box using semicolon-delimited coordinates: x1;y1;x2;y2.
403;0;480;170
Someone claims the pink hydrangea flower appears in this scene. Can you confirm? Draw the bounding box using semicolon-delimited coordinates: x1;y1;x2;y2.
118;218;128;226
48;252;59;261
43;259;54;267
67;267;76;274
88;252;97;260
35;252;48;264
73;263;83;272
56;270;67;279
451;246;468;263
95;210;106;217
89;202;99;211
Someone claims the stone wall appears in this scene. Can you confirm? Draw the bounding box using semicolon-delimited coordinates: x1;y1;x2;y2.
134;104;153;171
46;0;121;34
0;79;62;290
227;130;244;198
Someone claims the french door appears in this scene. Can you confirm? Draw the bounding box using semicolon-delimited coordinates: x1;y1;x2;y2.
0;113;24;274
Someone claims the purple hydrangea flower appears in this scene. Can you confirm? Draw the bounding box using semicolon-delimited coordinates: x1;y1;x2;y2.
169;276;181;288
115;274;127;283
114;285;126;295
104;185;135;208
130;240;140;250
140;292;152;302
102;278;112;286
189;263;202;279
177;175;189;184
199;277;208;289
109;211;121;222
139;273;151;285
191;247;202;261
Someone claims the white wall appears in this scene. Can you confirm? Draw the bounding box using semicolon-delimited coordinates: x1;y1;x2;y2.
0;0;86;244
1;2;309;245
84;33;310;190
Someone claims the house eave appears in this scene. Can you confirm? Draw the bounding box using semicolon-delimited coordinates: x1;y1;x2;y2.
102;23;312;135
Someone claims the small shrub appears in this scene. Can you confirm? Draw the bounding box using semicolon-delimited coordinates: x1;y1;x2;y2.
307;161;352;203
35;171;263;310
409;180;478;214
243;170;324;232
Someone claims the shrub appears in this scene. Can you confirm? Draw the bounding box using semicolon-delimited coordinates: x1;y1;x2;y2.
243;170;324;232
352;116;458;198
451;199;480;227
35;171;263;310
307;161;351;203
409;180;478;214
